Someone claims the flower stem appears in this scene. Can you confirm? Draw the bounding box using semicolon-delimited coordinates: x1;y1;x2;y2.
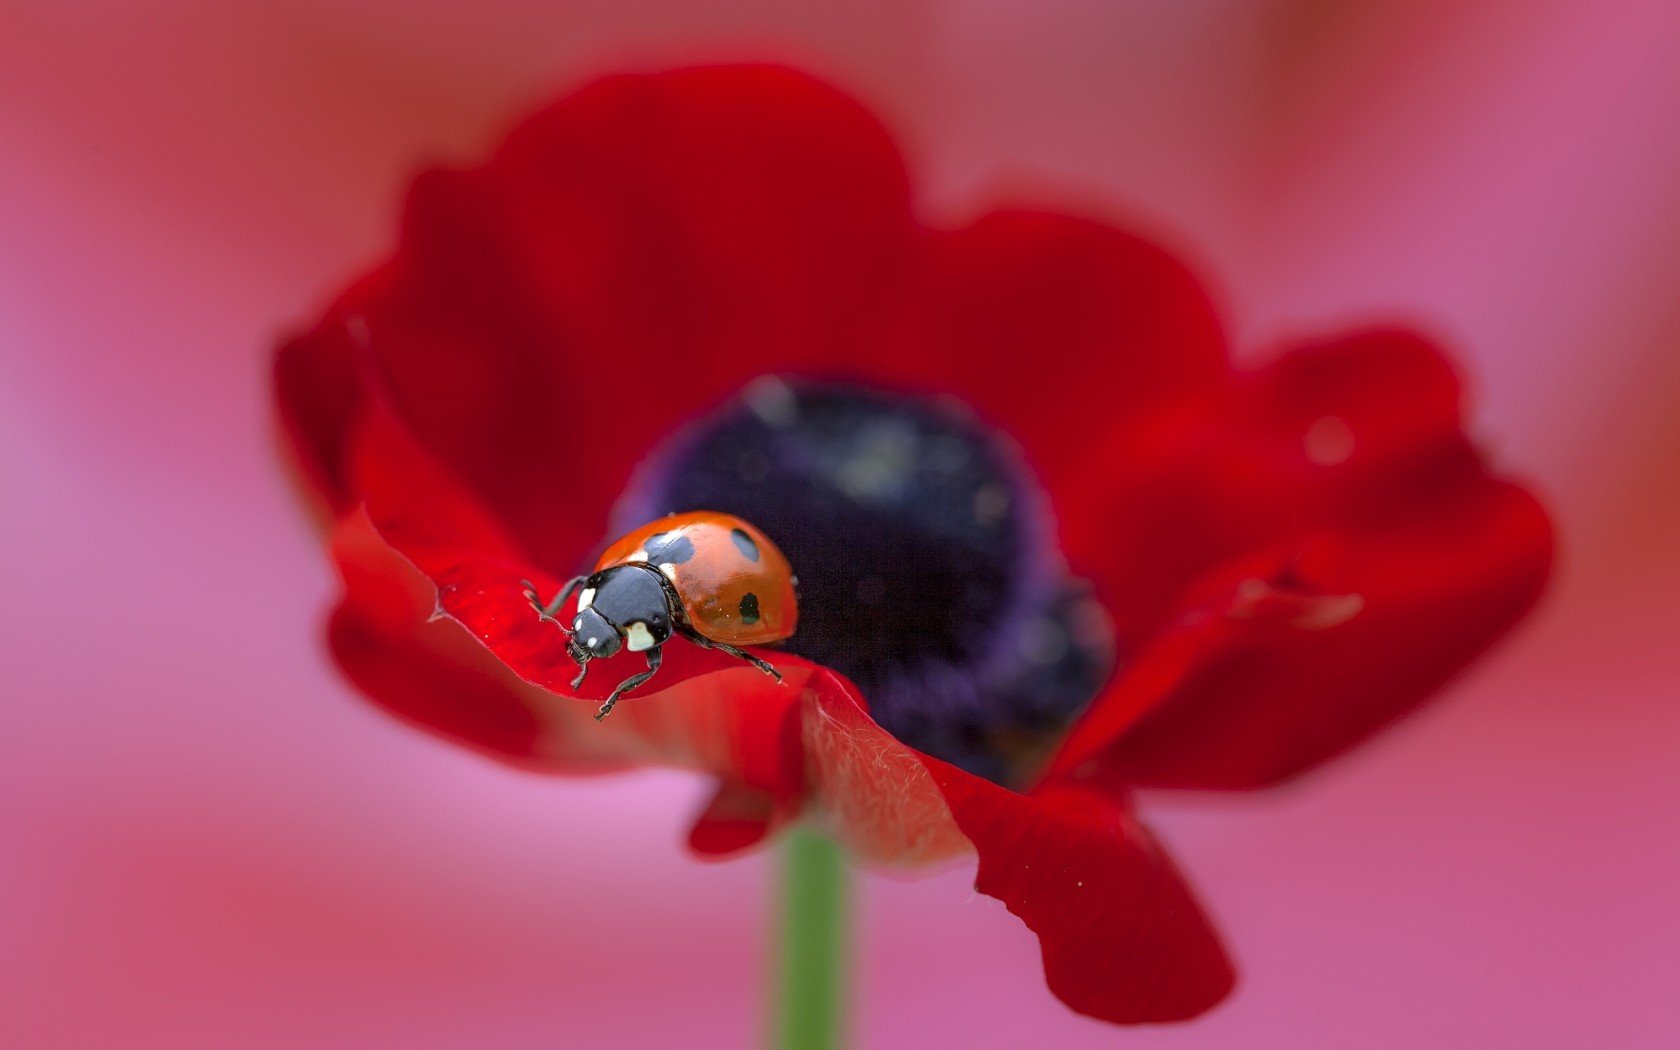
771;827;849;1050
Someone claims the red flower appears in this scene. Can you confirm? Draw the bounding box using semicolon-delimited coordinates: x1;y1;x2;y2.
274;65;1552;1024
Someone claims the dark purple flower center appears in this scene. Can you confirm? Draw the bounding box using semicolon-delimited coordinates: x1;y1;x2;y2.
615;379;1114;787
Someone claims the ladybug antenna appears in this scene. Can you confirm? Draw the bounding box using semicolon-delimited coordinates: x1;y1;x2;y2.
522;577;585;639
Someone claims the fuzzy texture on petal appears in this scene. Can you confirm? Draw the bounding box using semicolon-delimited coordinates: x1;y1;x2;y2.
802;681;1233;1023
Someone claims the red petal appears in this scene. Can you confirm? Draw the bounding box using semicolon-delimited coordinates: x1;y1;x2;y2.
799;673;969;867
686;780;787;859
343;168;603;572
934;776;1236;1024
1055;443;1554;789
272;271;395;520
1064;329;1471;643
329;509;628;772
1051;331;1555;789
1237;328;1463;474
887;210;1227;503
357;66;915;568
802;682;1234;1023
492;66;913;382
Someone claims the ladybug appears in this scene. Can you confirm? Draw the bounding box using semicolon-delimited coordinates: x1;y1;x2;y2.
522;511;798;720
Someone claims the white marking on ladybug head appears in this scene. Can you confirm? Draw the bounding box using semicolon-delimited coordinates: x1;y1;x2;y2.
625;550;649;564
577;588;595;611
585;636;599;648
573;616;585;632
625;621;657;652
660;563;679;581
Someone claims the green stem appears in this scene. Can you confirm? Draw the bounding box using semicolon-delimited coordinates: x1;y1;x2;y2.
771;827;850;1050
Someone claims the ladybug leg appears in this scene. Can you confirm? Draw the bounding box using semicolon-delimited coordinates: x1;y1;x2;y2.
595;646;663;721
521;575;585;625
690;636;782;684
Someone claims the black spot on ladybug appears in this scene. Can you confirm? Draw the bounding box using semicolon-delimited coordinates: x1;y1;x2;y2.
642;531;696;566
739;592;761;625
730;527;761;562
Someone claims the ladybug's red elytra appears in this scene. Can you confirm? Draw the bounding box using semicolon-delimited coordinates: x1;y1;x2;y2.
522;511;798;720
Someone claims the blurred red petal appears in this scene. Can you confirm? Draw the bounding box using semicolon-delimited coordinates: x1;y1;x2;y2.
280;66;917;574
1236;328;1463;476
491;64;914;387
353;167;602;572
890;210;1227;504
273;274;391;519
1056;447;1554;789
802;683;1234;1023
392;66;914;565
686;781;786;859
1066;329;1495;643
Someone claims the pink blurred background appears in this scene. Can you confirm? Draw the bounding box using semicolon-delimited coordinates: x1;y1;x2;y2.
3;1;1677;1046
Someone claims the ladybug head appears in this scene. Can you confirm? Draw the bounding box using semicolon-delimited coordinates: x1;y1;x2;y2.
567;566;678;687
571;605;623;661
